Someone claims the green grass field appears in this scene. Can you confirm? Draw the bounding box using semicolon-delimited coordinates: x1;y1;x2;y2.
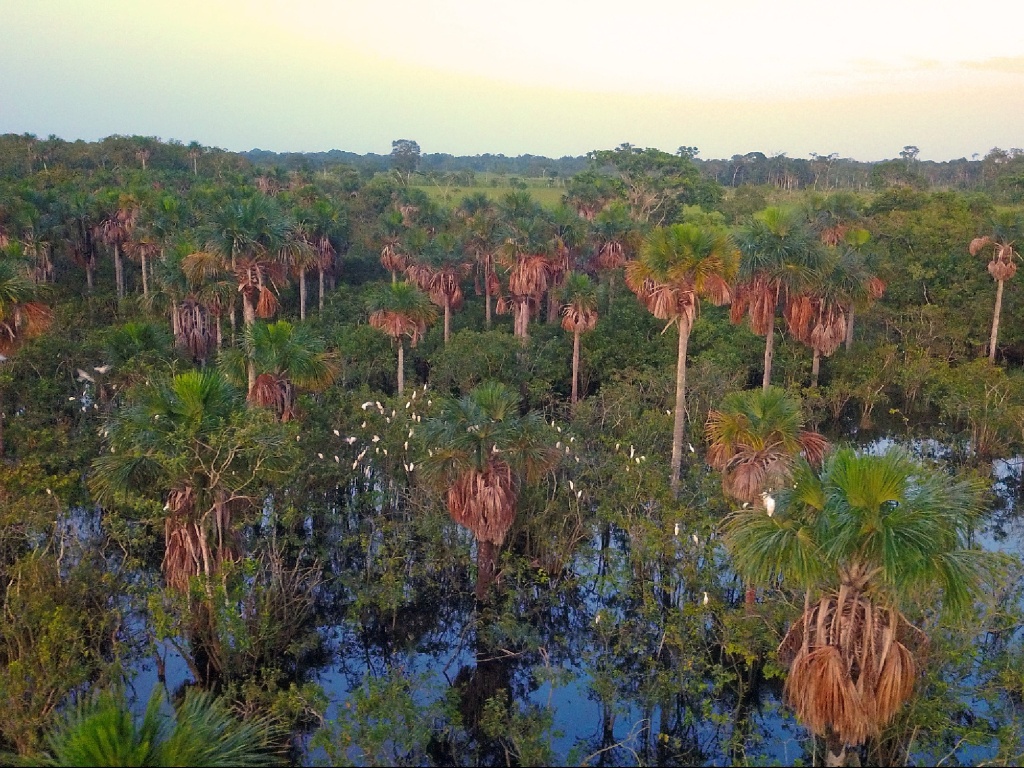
410;182;566;209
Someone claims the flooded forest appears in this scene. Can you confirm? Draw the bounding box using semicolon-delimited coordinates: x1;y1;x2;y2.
1;135;1023;766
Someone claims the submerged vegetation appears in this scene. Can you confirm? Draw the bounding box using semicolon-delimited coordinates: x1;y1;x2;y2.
0;133;1023;766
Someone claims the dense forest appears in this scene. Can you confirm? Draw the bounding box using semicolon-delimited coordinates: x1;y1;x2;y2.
0;132;1022;767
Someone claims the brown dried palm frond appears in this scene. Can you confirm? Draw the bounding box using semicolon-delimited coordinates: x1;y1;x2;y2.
380;240;407;274
369;309;426;345
446;461;517;546
720;443;793;503
406;263;433;290
256;286;279;318
866;276;886;300
486;271;501;297
398;204;419;227
495;296;510;315
779;581;920;746
182;251;224;286
509;255;551;298
561;304;598;334
988;254;1017;282
784;294;815;344
594;241;626;271
969;236;993;256
176;297;212;361
798;430;830;466
820;224;849;247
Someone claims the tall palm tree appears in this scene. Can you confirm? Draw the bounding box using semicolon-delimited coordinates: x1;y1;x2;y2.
278;223;316;321
422;381;559;601
123;225;160;298
626;223;738;494
547;205;586;323
591;202;639;312
407;233;471;345
298;199;348;313
463;201;501;329
379;209;407;284
733;207;822;391
970;211;1022;363
367;281;437;394
496;214;551;341
90;371;292;589
785;252;850;387
0;256;52;456
187;140;202;176
722;448;990;765
39;685;280;767
97;193;139;299
220;320;336;422
557;272;598;407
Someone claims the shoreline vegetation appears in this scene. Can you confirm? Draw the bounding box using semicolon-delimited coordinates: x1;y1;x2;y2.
0;133;1022;766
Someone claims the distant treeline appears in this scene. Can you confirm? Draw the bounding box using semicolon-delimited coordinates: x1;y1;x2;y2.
2;133;1022;201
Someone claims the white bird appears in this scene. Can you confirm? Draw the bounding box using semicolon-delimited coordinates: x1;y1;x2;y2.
566;447;571;454
576;490;582;498
427;399;432;406
408;429;414;438
382;448;388;456
334;429;340;436
640;455;646;462
764;493;776;517
357;449;367;460
352;461;359;469
408;463;415;471
296;435;301;441
69;396;76;401
385;417;391;424
46;488;52;495
569;436;575;443
692;533;699;546
361;421;367;429
391;410;396;417
405;401;411;409
491;445;500;453
375;401;382;410
403;442;408;451
346;437;357;445
334;456;340;462
372;435;380;443
569;480;575;491
630;446;635;459
556;426;562;433
615;443;620;452
688;443;695;453
703;592;709;606
94;365;112;375
361;401;373;410
635;457;640;464
556;441;562;449
575;456;579;463
318;453;324;459
673;522;680;536
742;502;749;509
76;368;95;382
666;410;672;415
595;612;602;624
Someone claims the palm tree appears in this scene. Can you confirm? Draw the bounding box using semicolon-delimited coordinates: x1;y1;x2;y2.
367;281;437;395
298;199;348;313
722;448;990;765
0;256;52;456
733;207;822;391
187;140;203;176
463;200;501;330
626;223;738;494
278;223;316;321
785;252;850;388
90;370;292;589
496;214;551;341
706;386;827;504
97;193;139;299
970;211;1022;363
706;386;827;608
422;381;559;601
547;205;586;323
591;202;639;312
124;225;160;298
379;209;407;283
407;233;471;345
220;320;336;421
557;272;598;407
39;685;280;766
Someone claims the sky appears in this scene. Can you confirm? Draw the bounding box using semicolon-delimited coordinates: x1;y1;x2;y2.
1;0;1023;161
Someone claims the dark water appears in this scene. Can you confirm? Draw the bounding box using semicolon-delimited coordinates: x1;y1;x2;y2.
121;434;1023;766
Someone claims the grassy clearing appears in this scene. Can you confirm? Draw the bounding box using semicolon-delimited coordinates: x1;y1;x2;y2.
411;184;566;208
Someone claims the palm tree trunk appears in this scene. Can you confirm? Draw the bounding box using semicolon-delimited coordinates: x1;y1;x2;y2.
844;305;855;351
762;320;775;392
670;320;690;496
229;301;236;345
391;270;397;285
485;271;492;330
571;330;581;406
114;244;124;299
140;252;149;297
476;539;497;603
547;290;559;324
397;340;405;395
811;347;821;387
0;387;5;457
319;268;325;313
243;293;256;393
444;295;451;344
299;266;307;321
86;261;94;291
990;278;1004;363
608;273;616;313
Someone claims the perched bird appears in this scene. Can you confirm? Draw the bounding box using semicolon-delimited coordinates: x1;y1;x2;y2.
673;522;680;536
763;492;776;517
703;592;709;606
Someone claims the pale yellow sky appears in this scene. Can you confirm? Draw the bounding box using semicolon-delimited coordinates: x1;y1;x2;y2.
1;0;1022;160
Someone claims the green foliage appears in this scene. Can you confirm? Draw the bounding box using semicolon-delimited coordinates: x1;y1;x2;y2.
35;685;281;766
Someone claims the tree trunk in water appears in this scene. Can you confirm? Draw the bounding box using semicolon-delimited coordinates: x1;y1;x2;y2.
571;331;581;406
319;268;325;313
476;539;497;603
762;320;775;392
670;320;690;496
444;296;451;345
811;347;821;388
844;305;855;351
299;266;307;321
114;244;124;299
990;278;1004;363
397;340;405;395
140;252;149;297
